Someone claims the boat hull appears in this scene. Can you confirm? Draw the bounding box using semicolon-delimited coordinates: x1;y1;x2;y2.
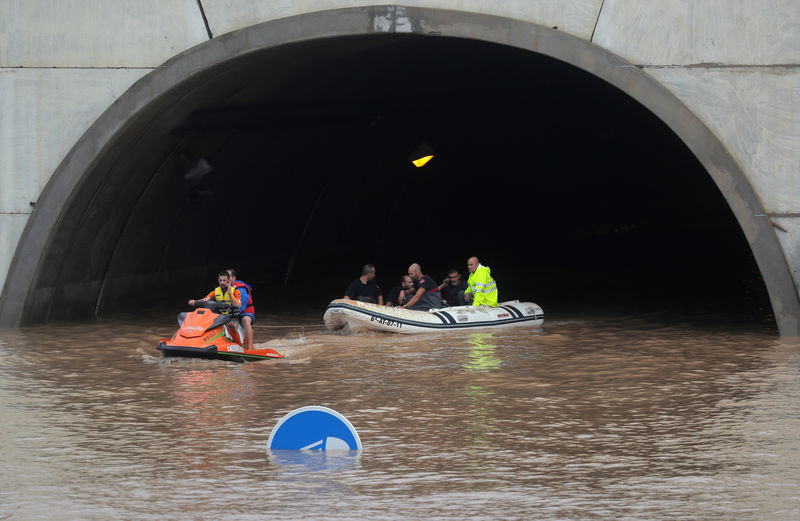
157;341;283;362
323;299;543;334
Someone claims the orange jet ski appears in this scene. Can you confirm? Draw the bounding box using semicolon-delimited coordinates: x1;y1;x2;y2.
157;301;282;362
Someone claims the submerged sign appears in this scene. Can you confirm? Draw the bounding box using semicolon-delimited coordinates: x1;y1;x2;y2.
267;406;362;451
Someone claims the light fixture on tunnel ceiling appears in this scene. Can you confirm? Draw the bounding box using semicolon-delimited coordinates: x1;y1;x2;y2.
410;143;435;168
412;155;434;168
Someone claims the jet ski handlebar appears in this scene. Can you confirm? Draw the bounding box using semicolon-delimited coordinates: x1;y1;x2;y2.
193;300;239;316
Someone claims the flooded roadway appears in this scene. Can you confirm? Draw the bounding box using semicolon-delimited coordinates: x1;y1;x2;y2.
1;309;798;520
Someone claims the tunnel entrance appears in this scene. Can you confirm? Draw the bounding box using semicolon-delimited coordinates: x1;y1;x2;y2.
2;8;791;331
153;35;766;322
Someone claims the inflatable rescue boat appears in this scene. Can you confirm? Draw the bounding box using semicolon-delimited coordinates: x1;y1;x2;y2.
323;298;543;334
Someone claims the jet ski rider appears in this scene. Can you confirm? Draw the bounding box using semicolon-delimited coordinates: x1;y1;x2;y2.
188;271;243;328
225;268;255;351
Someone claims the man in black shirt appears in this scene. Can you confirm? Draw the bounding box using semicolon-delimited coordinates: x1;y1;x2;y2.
438;268;468;307
344;264;384;305
403;263;442;310
386;275;415;307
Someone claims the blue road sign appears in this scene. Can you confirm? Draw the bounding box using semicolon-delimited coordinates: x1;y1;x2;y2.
267;406;362;451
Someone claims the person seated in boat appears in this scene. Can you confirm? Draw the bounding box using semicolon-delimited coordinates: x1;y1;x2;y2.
344;264;384;305
403;263;442;310
386;275;415;307
225;268;255;350
464;256;498;307
438;268;468;307
188;270;242;314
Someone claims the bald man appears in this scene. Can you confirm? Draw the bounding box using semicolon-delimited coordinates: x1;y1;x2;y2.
464;256;498;307
403;263;442;310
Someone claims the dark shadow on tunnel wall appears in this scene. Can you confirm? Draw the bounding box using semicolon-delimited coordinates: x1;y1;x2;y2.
1;6;797;334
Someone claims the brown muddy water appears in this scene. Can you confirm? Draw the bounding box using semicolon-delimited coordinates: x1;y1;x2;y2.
1;309;798;520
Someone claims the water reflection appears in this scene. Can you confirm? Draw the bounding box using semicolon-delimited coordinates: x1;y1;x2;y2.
166;366;260;471
268;449;362;471
170;366;258;406
464;333;502;373
462;385;496;446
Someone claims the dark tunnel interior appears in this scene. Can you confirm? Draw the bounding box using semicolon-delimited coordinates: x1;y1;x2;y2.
35;34;774;327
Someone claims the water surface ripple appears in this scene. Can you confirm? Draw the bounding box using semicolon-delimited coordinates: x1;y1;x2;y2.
1;311;798;520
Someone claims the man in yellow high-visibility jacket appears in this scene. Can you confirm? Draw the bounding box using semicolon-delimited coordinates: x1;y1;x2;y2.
464;256;498;307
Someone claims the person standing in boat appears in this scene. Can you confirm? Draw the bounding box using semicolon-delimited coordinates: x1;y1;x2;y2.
344;264;384;305
438;268;468;306
403;263;442;310
226;268;256;350
386;275;415;307
188;270;242;312
464;256;498;307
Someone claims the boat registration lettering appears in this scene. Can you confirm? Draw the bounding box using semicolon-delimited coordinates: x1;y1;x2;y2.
370;316;402;328
226;345;244;353
496;313;510;318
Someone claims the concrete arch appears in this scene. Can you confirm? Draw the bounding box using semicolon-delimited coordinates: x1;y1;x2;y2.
1;5;798;334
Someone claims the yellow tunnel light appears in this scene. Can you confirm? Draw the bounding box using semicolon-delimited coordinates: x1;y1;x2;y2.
411;154;434;168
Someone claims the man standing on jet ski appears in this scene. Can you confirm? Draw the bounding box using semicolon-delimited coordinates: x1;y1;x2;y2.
226;268;255;350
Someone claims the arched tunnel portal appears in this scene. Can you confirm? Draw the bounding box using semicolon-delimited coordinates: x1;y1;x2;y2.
2;7;795;331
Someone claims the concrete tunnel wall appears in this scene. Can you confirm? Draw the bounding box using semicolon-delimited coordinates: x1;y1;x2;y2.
1;5;799;334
